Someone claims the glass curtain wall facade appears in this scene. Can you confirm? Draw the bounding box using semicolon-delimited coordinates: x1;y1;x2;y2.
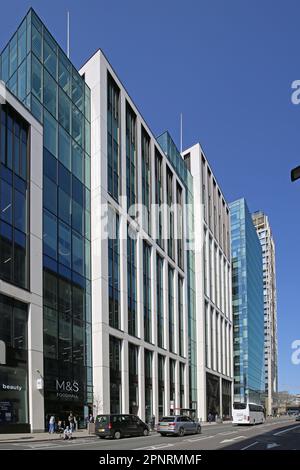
127;226;137;337
178;276;184;357
230;198;264;404
177;183;183;270
158;354;165;420
156;254;164;348
155;149;163;247
108;209;120;329
206;372;220;417
126;102;136;211
141;127;151;234
168;266;175;353
170;359;176;410
109;335;121;414
166;167;174;259
0;105;29;289
128;343;138;414
0;9;92;422
0;295;28;433
143;242;151;343
107;73;120;201
144;350;153;424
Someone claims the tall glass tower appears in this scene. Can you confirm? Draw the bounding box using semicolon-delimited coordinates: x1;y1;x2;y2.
229;198;264;404
252;211;278;415
0;9;92;423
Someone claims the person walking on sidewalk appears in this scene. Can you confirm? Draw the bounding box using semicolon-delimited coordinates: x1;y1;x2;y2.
68;412;75;432
49;415;55;433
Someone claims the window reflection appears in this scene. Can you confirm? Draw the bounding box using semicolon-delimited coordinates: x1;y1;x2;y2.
0;105;28;289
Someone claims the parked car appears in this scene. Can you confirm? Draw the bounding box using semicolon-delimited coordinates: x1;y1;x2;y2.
157;416;201;436
295;414;300;421
95;414;150;439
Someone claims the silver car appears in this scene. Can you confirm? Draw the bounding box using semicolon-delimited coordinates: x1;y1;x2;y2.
157;416;201;436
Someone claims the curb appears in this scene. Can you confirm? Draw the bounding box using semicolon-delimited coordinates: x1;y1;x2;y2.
0;430;159;444
0;434;94;444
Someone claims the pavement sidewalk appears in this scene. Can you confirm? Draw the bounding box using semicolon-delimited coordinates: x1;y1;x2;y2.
0;428;92;443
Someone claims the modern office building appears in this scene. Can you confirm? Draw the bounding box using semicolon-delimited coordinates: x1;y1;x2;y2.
0;7;237;431
0;9;92;432
230;198;265;404
252;211;278;415
0;81;43;432
80;52;192;423
182;144;233;421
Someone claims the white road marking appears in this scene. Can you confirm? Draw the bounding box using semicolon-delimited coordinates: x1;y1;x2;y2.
267;443;280;449
186;436;214;442
220;435;246;444
134;443;174;450
241;441;259;450
26;443;61;449
273;425;300;436
218;431;237;436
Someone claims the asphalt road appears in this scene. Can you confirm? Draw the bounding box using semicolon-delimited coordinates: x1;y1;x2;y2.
0;416;299;451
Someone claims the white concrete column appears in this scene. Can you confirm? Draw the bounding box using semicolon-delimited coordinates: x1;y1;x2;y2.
206;303;211;369
150;139;155;239
174;359;180;414
119;212;128;333
136;233;144;340
217;312;221;374
174;271;179;356
29;121;44;432
95;323;110;414
220;376;223;418
163;258;169;351
150;247;156;345
138;347;145;421
226;321;230;377
121;340;129;413
164;357;170;416
152;351;159;422
210;238;215;303
183;362;190;408
222;318;226;375
212;308;216;371
173;176;178;265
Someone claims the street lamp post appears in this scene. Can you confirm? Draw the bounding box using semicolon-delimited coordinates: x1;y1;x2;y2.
291;166;300;182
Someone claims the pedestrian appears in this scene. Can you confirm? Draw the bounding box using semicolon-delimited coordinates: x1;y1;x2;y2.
68;412;75;432
63;425;73;440
57;419;64;434
89;414;94;423
49;415;55;433
208;412;213;423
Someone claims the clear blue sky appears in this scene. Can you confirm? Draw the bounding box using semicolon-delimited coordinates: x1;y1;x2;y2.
1;0;299;394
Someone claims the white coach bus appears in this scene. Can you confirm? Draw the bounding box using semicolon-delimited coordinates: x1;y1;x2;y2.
232;402;265;425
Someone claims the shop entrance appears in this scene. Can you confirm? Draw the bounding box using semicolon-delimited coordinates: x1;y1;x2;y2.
45;401;89;431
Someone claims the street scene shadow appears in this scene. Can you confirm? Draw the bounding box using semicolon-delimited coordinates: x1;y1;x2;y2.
222;422;300;450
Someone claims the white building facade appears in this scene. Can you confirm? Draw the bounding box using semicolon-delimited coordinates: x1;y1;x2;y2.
80;51;191;423
182;144;233;421
252;211;278;415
